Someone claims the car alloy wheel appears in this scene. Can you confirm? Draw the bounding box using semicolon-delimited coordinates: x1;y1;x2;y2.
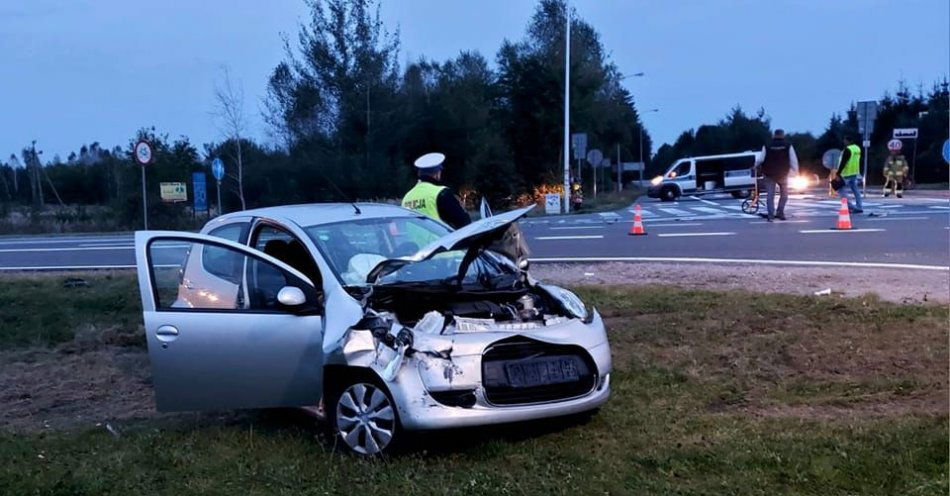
335;382;396;455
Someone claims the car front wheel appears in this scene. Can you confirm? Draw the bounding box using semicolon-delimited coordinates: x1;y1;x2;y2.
659;185;679;202
330;379;399;455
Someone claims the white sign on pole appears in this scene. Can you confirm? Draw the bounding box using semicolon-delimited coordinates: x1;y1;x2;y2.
571;133;587;160
134;141;153;165
887;139;903;152
856;100;878;138
544;193;562;215
893;128;918;139
622;162;645;172
862;139;871;148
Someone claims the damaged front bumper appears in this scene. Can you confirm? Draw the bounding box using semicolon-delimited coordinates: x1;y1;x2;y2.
332;309;611;431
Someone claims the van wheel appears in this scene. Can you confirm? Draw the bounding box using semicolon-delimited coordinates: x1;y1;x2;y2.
659;185;679;202
731;190;751;199
328;375;400;456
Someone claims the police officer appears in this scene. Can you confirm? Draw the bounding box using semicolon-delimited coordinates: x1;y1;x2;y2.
832;135;864;214
402;153;472;229
882;149;909;198
754;129;799;221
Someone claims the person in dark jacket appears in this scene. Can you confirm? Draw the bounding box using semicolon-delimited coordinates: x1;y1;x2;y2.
401;153;472;229
754;129;799;221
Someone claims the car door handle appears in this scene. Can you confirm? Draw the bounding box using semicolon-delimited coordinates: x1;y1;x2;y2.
156;325;179;342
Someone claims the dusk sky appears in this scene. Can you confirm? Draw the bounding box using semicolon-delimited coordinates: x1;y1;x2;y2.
2;0;948;161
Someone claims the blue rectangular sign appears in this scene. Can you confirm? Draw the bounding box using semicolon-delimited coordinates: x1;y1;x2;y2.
192;172;208;213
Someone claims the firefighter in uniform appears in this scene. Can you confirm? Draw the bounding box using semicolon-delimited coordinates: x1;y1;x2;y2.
882;149;909;198
402;153;472;229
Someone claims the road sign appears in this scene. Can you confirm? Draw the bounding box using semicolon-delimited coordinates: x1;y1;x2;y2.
211;158;225;181
544;193;561;215
887;139;903;152
893;128;918;139
943;139;949;164
862;139;871;148
586;149;603;167
622;162;645;172
134;140;153;165
192;172;208;213
571;133;587;160
160;182;187;202
821;149;841;170
856;101;877;138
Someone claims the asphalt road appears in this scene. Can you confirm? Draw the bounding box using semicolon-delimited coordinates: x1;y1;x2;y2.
1;191;947;271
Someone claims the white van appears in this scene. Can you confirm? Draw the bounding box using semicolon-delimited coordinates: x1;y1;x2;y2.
646;151;762;202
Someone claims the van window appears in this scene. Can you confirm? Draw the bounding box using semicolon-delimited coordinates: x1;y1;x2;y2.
671;161;691;177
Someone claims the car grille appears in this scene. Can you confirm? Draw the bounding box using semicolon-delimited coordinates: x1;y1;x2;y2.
481;337;597;406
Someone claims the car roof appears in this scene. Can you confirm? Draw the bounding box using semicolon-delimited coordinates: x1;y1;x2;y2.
214;202;419;228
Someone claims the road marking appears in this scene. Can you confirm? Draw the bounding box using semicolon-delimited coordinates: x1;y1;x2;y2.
690;206;729;214
0;264;137;271
689;196;724;206
0;244;188;253
78;243;135;248
656;207;691;216
548;226;604;230
799;228;885;234
534;235;604;240
929;206;950;210
656;232;735;237
750;220;811;224
528;256;950;271
646;222;703;227
0;237;132;246
865;216;929;222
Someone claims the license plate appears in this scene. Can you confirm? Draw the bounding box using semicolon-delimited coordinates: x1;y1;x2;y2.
505;357;579;388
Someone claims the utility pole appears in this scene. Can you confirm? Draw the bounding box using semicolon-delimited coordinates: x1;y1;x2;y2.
561;0;571;213
639;109;660;188
616;143;621;192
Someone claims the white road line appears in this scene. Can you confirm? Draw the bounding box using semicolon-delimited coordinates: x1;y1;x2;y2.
528;256;949;271
0;237;132;246
534;235;604;240
656;207;691;216
645;222;703;227
865;216;929;222
78;243;135;247
750;220;811;224
0;244;188;253
0;264;136;271
799;228;885;234
929;206;950;210
656;232;735;237
688;196;723;206
548;226;605;230
690;206;729;214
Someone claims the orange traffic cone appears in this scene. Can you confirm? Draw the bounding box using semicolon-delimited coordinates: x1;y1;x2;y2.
629;204;647;235
833;197;852;230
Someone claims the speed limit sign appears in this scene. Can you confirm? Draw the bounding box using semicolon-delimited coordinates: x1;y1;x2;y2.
887;139;903;152
134;140;153;165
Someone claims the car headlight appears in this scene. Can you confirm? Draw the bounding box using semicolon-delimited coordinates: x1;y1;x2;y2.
650;175;663;186
790;175;809;191
549;286;588;321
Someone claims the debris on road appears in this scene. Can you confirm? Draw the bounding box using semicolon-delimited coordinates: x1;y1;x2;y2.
814;288;832;296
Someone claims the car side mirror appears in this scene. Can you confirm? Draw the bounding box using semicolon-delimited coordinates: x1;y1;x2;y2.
277;286;307;307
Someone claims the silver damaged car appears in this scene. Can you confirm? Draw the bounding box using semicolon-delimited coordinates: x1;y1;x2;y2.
134;203;611;455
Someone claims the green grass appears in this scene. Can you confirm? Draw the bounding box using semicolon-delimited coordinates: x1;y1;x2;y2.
0;274;947;495
0;271;142;349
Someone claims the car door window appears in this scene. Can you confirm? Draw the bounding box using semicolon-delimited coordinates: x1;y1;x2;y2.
148;238;315;313
252;224;323;289
202;223;249;282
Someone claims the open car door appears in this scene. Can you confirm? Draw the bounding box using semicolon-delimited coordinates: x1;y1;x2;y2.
135;231;324;412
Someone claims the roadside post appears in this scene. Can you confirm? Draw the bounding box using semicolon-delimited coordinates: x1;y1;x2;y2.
133;140;153;229
211;157;225;215
942;139;949;164
893;128;919;184
192;171;208;221
856;101;877;194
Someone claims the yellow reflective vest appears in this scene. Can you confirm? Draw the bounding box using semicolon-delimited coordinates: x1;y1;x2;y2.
402;180;447;222
841;144;861;178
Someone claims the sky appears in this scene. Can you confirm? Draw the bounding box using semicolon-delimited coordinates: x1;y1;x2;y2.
2;0;948;162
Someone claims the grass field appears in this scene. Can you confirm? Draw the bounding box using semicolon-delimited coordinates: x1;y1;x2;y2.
0;272;946;495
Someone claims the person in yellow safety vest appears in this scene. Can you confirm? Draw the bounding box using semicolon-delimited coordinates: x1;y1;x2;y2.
402;152;472;229
882;149;909;198
831;135;864;214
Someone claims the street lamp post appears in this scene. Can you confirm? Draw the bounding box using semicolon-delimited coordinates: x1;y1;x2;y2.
617;72;646;191
639;109;660;188
562;0;571;213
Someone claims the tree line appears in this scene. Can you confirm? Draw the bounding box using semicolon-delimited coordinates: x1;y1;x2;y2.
1;0;947;232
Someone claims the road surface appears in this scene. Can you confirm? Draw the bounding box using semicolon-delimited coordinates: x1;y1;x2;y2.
1;191;947;271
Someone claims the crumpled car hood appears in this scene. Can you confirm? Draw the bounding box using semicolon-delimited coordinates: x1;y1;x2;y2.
365;205;534;283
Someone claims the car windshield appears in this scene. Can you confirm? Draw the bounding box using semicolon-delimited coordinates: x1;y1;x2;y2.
304;216;519;288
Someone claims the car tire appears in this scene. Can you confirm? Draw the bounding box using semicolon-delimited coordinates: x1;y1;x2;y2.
327;374;401;456
659;185;678;202
731;190;751;199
